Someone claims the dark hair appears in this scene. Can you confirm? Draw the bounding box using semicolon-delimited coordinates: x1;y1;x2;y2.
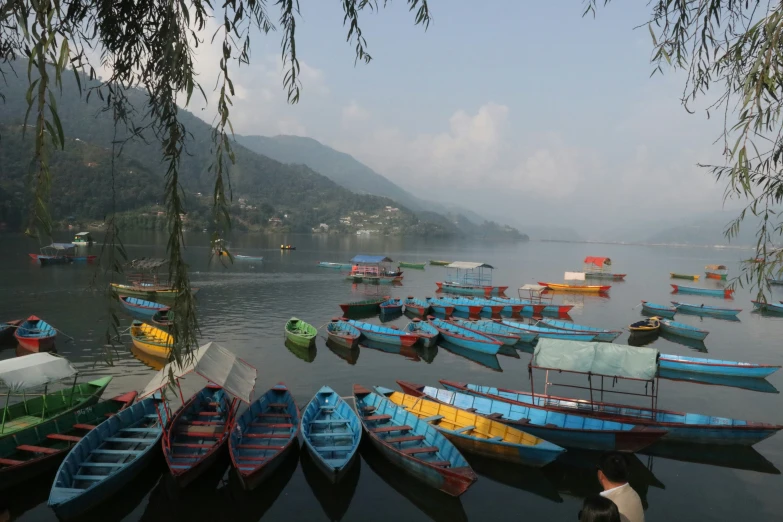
579;495;621;522
597;452;629;483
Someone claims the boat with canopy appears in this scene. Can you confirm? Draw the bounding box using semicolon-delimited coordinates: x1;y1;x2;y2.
29;243;97;265
583;257;626;280
538;272;611;294
436;262;507;297
705;264;728;280
348;255;403;284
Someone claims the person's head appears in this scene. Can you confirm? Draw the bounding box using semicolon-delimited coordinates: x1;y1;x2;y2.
579;495;621;522
597;452;630;489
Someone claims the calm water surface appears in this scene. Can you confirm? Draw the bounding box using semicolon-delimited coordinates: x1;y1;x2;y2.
1;233;782;521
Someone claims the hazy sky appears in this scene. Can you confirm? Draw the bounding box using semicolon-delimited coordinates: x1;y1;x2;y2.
185;1;743;234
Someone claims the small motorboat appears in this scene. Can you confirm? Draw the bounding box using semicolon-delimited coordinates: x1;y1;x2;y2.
628;317;660;334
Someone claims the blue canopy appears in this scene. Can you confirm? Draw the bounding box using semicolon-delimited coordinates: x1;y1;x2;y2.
351;255;393;264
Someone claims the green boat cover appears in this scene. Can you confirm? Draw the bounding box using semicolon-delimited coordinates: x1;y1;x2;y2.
532;339;659;381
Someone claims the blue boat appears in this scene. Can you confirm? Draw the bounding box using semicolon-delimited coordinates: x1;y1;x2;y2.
671;301;742;318
767;277;783;286
380;298;404;315
235;255;264;262
403;297;430;317
397;381;667;453
448;318;521;346
425;298;455;316
301;385;361;483
489;297;574;316
451;320;537;343
118;296;169;319
346;320;418;347
404;319;439;348
14;315;58;352
538;318;621;342
659;354;780;379
427;317;501;355
442;380;783;446
165;385;234;487
353;385;477;496
752;300;783;314
670;284;734;298
230;383;300;490
641;301;677;318
499;320;597;342
318;261;353;269
48;397;167;519
439;297;505;316
658;319;709;341
326;320;362;349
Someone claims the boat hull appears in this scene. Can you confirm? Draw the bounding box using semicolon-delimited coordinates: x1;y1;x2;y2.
538;282;610;293
436;282;508;297
670;284;734;298
752;301;783;314
659;356;779;378
429;319;501;355
671;273;699;280
339;300;384;315
659;321;708;341
672;302;742;318
705;272;727;280
584;272;626;280
538;319;621;342
641;301;676;318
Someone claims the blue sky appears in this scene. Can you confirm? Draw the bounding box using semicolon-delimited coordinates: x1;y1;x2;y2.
186;1;740;235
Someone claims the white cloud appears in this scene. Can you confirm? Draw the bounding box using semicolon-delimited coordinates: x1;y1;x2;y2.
341;101;370;126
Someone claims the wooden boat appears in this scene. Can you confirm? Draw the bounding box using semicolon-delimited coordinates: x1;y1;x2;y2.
441;381;783;446
235;255;264;262
427;317;501;355
346;320;417;347
404;319;439;348
658;319;709;341
500;320;596;342
110;282;199;301
442;297;504;316
300;385;361;483
582;256;625;280
353;385;476;496
30;243;97;265
130;320;172;359
398;261;426;269
229;383;300;490
537;282;611;293
403;296;430;316
479;319;539;343
118;296;169;319
659;354;780;379
151;309;173;326
670;284;734;298
752;300;783;314
0;392;136;489
279;245;296;250
436;281;508;297
705;264;728;280
72;232;94;245
435;297;484;316
380;298;404;314
628;317;660;334
165;384;234;487
326;319;361;349
671;272;700;280
48;397;167;519
641;301;677;318
425;297;455;316
671;301;742;318
377;387;564;467
429;260;452;266
0;319;21;345
14;315;57;352
397;381;667;453
338;297;386;315
490;297;574;316
318;261;352;269
538;318;621;342
284;318;317;347
448;318;521;346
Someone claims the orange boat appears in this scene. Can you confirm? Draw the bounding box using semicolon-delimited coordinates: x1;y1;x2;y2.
537;282;611;293
705;264;728;280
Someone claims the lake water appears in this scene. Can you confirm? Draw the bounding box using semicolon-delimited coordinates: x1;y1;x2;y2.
1;232;782;521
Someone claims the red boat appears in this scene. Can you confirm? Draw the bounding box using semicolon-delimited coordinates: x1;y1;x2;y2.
0;319;22;345
14;315;57;352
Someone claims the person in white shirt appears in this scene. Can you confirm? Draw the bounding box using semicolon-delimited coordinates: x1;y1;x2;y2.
596;453;645;522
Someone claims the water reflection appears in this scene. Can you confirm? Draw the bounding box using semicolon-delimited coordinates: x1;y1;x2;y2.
79;459;165;522
379;310;403;323
658;369;779;394
466;453;562;503
627;332;660;347
415;343;438;363
658;330;708;352
360;440;469;522
300;446;360;521
326;338;360;365
284;338;317;363
439;340;502;372
1;473;53;521
131;345;167;370
497;345;521;359
359;339;420;363
643;442;781;475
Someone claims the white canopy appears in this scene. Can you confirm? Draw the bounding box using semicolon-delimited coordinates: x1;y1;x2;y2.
0;353;78;392
446;262;494;270
519;284;547;292
564;271;586;281
139;342;257;403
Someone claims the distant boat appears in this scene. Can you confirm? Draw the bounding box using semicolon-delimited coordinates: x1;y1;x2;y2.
671;273;700;281
659;354;780;379
280;245;296;250
326;319;361;349
448;318;521;346
425;297;455;316
752;300;783;314
658;319;709;341
319;261;352;269
537;318;621;342
380;298;404;315
346;320;417;347
72;232;94;245
403;296;430;316
537;282;611;294
235;254;264;262
339;297;386;316
641;301;677;318
130;320;172;359
110;282;199;301
436;281;508;297
398;261;426;269
670;284;734;298
429;260;452;266
14;315;57;352
404;319;439;348
705;264;728;280
285;317;317;347
490;297;574;316
671;301;742;318
582;256;626;280
628;317;660;334
500;320;596;342
427;317;501;355
118;296;169;319
29;243;96;265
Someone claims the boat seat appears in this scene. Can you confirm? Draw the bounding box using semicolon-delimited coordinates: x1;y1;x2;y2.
237;444;284;450
171;443;215;449
120;428;160;433
310;419;350;425
421;415;444;422
176;431;222;438
202;402;220;407
92;449;142;455
384;435;425;444
79;462;125;467
267;403;288;409
486;436;503;442
47;434;82;442
486;413;504;419
237;456;269;462
308;432;352;438
144;414;160;419
73;424;97;430
16;445;59;455
363;415;392;422
371;425;411;433
257;413;291;418
248;423;293;429
0;457;25;466
453;426;475;434
74;475;108;481
105;437;154;444
245;433;289;439
360;406;376;412
401;446;439;455
428;460;452;467
313;445;354;452
197;412;222;417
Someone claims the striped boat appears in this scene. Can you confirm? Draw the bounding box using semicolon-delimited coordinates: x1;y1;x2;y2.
537;318;621;342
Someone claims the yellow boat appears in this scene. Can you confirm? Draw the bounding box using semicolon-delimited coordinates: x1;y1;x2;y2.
376;386;564;467
537;282;611;293
110;282;199;301
130;320;172;359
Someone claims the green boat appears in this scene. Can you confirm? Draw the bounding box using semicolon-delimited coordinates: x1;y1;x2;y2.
429;260;452;266
670;273;700;281
399;261;426;270
285;317;317;347
339;297;387;315
0;391;136;489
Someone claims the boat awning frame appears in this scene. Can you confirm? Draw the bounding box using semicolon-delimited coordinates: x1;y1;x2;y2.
705;264;727;270
49;243;76;250
139;342;258;403
445;262;494;270
584;256;611;267
0;353;78;392
351;255;393;264
531;339;659;382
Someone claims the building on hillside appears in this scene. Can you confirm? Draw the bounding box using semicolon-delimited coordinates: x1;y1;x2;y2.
384;206;399;213
339;216;352;225
268;217;283;227
312;223;330;233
